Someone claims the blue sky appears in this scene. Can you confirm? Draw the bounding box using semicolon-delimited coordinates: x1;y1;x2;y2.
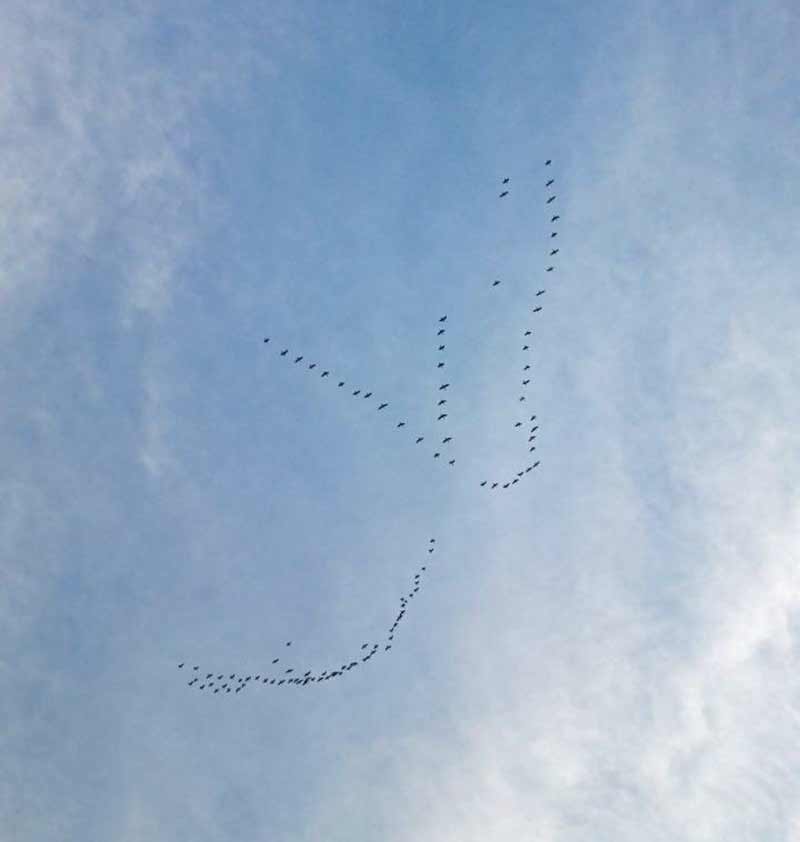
3;1;800;840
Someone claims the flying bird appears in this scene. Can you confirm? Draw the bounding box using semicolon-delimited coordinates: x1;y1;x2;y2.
442;436;452;443
437;362;445;368
546;196;556;204
434;452;440;458
529;445;536;452
545;159;552;165
397;421;406;428
364;392;372;398
378;402;388;410
338;381;345;387
551;232;558;238
502;177;510;184
438;344;445;351
551;215;560;222
492;280;501;287
438;399;447;405
523;345;530;351
546;266;554;272
550;249;559;256
523;379;530;385
416;436;424;444
321;370;329;377
353;389;361;395
437;413;448;420
533;306;543;313
546;179;554;187
308;363;316;370
499;190;509;198
480;480;487;487
448;459;455;466
439;315;447;323
536;290;545;296
519;396;526;402
294;356;303;363
439;383;450;390
492;482;499;489
178;663;184;668
524;364;531;370
263;338;270;343
524;330;532;336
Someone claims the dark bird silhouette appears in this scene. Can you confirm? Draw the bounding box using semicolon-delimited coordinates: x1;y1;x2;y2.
492;280;501;287
533;306;542;313
546;266;554;272
524;330;532;336
525;466;532;473
416;436;424;444
502;177;510;184
524;364;531;370
492;482;498;488
438;399;447;406
503;483;510;488
536;290;545;296
397;421;406;428
551;215;560;222
512;478;519;484
448;459;455;465
531;425;539;432
438;344;445;351
437;328;445;336
437;362;445;368
499;191;509;198
439;315;447;323
294;356;303;363
545;159;552;165
546;179;554;187
529;436;536;442
530;415;536;421
480;480;487;486
280;349;288;356
434;452;440;458
193;666;199;670
363;392;372;398
178;663;184;668
338;381;345;387
519;396;526;402
534;461;540;467
523;379;530;385
442;436;452;443
378;402;388;410
523;345;530;351
272;658;279;664
515;421;522;427
437;413;448;420
263;338;270;343
321;370;329;377
550;249;559;256
546;196;556;204
530;446;536;452
308;363;316;370
439;383;450;390
353;389;361;395
286;641;292;646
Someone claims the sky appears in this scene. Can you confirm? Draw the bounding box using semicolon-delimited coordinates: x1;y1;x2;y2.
2;1;799;840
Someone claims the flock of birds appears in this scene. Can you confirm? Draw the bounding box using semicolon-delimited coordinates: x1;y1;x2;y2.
179;161;562;694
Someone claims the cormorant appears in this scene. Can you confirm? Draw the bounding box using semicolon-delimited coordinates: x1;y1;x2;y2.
550;249;559;256
499;191;509;198
546;179;554;186
378;402;388;410
437;413;448;420
280;349;288;356
546;196;556;204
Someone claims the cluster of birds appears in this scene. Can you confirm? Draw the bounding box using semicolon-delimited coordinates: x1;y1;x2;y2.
179;540;436;694
179;160;563;693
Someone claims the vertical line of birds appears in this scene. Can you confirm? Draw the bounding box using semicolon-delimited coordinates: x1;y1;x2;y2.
433;314;455;466
179;540;436;695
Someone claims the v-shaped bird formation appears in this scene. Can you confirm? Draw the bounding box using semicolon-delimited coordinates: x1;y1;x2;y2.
179;160;564;693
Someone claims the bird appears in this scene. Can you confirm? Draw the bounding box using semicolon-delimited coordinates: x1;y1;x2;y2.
448;459;455;466
193;666;199;670
438;399;447;406
363;392;372;398
534;461;540;467
503;483;510;488
531;426;539;432
529;436;536;442
536;290;545;296
279;349;289;356
550;249;559;256
397;421;406;427
545;159;552;165
437;362;445;368
525;466;532;473
551;232;558;238
515;421;522;428
378;402;388;410
499;190;509;198
439;315;447;323
512;478;519;484
546;179;554;187
352;389;361;395
533;306;542;313
272;658;279;664
178;663;184;668
434;452;440;459
546;266;554;272
439;383;450;390
442;436;452;443
438;344;445;351
415;436;424;444
338;381;345;387
529;446;536;452
437;413;448;420
523;379;530;385
492;280;501;287
361;643;368;650
308;363;316;370
524;365;531;371
294;356;303;363
480;480;487;486
502;177;510;184
492;482;498;489
263;337;270;343
437;328;445;336
286;641;292;646
524;330;532;336
551;214;560;222
530;415;536;421
523;345;530;351
519;396;526;402
321;370;329;377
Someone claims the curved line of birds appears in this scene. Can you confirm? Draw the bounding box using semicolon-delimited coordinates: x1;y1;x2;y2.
179;539;436;694
177;161;561;693
261;160;560;492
